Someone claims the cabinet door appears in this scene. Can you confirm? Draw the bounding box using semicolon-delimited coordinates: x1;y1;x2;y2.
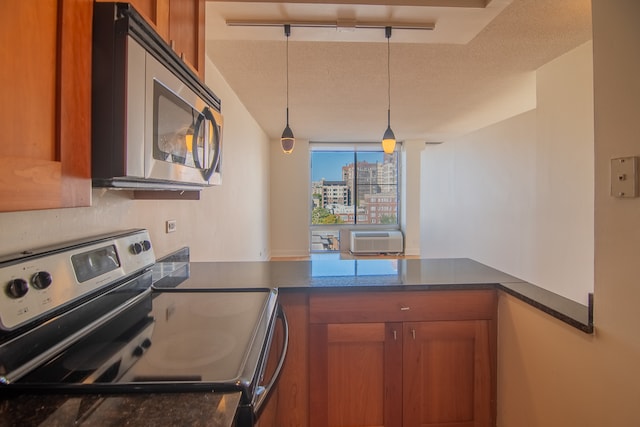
169;0;204;77
98;0;204;78
0;0;92;212
403;321;493;427
309;322;402;427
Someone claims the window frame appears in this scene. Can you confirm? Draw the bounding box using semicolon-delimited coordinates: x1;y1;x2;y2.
309;142;402;252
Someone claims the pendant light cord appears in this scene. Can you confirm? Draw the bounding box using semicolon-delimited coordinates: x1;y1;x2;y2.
386;26;391;126
285;24;291;126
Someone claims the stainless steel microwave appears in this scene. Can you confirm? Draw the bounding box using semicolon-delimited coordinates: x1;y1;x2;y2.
92;3;223;190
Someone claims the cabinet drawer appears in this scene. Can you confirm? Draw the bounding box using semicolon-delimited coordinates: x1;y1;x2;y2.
310;290;496;324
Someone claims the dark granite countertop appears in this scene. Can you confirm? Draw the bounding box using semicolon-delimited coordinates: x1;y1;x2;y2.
0;391;241;427
153;253;594;334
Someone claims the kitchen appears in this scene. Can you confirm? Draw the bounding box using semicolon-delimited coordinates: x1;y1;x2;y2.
1;0;639;426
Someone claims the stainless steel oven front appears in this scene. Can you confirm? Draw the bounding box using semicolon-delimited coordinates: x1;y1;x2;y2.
0;230;287;427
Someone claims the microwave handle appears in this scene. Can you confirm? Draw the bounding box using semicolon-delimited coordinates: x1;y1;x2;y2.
192;107;220;181
253;304;289;416
191;110;205;170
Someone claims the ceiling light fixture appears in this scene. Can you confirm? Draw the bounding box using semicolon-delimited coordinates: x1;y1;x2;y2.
281;24;295;154
381;26;396;154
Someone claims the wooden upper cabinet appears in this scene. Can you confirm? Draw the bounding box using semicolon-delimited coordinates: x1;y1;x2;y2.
0;0;92;212
113;0;205;78
126;0;169;39
169;0;204;76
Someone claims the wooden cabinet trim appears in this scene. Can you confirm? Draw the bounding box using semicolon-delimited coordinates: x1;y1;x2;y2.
310;290;497;324
273;292;310;427
309;323;329;427
0;159;62;211
58;0;92;207
327;322;385;343
385;322;403;427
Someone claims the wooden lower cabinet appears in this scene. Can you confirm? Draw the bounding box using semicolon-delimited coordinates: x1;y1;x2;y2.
309;290;496;427
403;320;492;427
309;322;403;427
264;291;311;427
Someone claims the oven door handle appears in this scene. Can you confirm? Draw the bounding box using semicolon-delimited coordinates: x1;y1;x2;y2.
253;303;289;416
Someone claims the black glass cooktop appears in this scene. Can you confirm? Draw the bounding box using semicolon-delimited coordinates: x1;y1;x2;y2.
10;288;278;395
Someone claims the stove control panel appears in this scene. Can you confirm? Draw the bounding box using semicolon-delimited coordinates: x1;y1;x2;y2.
0;229;155;331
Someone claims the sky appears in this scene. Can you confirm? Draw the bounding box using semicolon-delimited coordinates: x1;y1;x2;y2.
311;151;384;181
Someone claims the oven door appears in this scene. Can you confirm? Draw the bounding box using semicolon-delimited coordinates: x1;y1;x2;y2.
235;304;289;427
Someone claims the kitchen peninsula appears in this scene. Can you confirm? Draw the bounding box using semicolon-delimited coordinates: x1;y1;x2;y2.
0;252;594;426
151;253;593;426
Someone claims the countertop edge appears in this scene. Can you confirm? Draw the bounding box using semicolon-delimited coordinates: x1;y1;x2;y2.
496;282;594;334
278;282;594;334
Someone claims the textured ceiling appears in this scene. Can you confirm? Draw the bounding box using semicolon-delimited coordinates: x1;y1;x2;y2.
205;0;592;143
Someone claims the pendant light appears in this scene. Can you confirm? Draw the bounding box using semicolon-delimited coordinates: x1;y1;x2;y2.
381;26;396;154
281;24;295;154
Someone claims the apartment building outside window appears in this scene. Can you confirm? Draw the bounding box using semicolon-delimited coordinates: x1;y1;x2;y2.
310;143;400;252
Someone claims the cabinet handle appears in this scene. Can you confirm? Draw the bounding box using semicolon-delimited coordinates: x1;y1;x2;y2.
411;329;416;340
393;330;397;340
400;306;410;311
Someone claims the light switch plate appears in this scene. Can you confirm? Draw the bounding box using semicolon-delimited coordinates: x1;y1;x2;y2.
610;157;638;198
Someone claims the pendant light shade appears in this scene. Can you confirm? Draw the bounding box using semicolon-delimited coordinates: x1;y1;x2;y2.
281;24;295;154
281;108;295;153
382;127;396;154
381;26;396;154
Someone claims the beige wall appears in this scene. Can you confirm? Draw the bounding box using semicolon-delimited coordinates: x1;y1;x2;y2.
0;57;271;262
498;1;640;425
269;138;311;258
422;41;594;304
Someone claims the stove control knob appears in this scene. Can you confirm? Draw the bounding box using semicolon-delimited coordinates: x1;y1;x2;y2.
130;242;143;255
132;345;144;357
141;338;152;349
6;278;29;299
141;240;152;252
32;271;53;290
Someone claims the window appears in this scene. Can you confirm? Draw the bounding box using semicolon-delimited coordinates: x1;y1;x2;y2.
310;143;400;251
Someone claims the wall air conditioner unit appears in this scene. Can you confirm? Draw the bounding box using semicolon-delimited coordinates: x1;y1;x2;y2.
350;231;404;255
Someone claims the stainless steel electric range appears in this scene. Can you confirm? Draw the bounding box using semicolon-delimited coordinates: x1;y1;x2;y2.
0;230;287;427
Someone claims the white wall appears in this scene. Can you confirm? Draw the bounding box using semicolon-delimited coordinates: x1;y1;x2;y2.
422;41;594;304
0;57;271;262
401;140;425;256
533;42;595;301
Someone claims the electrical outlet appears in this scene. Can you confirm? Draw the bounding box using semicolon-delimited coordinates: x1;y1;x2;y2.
611;157;638;198
166;220;177;233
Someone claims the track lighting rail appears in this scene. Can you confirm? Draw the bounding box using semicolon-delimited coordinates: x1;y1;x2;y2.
225;19;435;31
